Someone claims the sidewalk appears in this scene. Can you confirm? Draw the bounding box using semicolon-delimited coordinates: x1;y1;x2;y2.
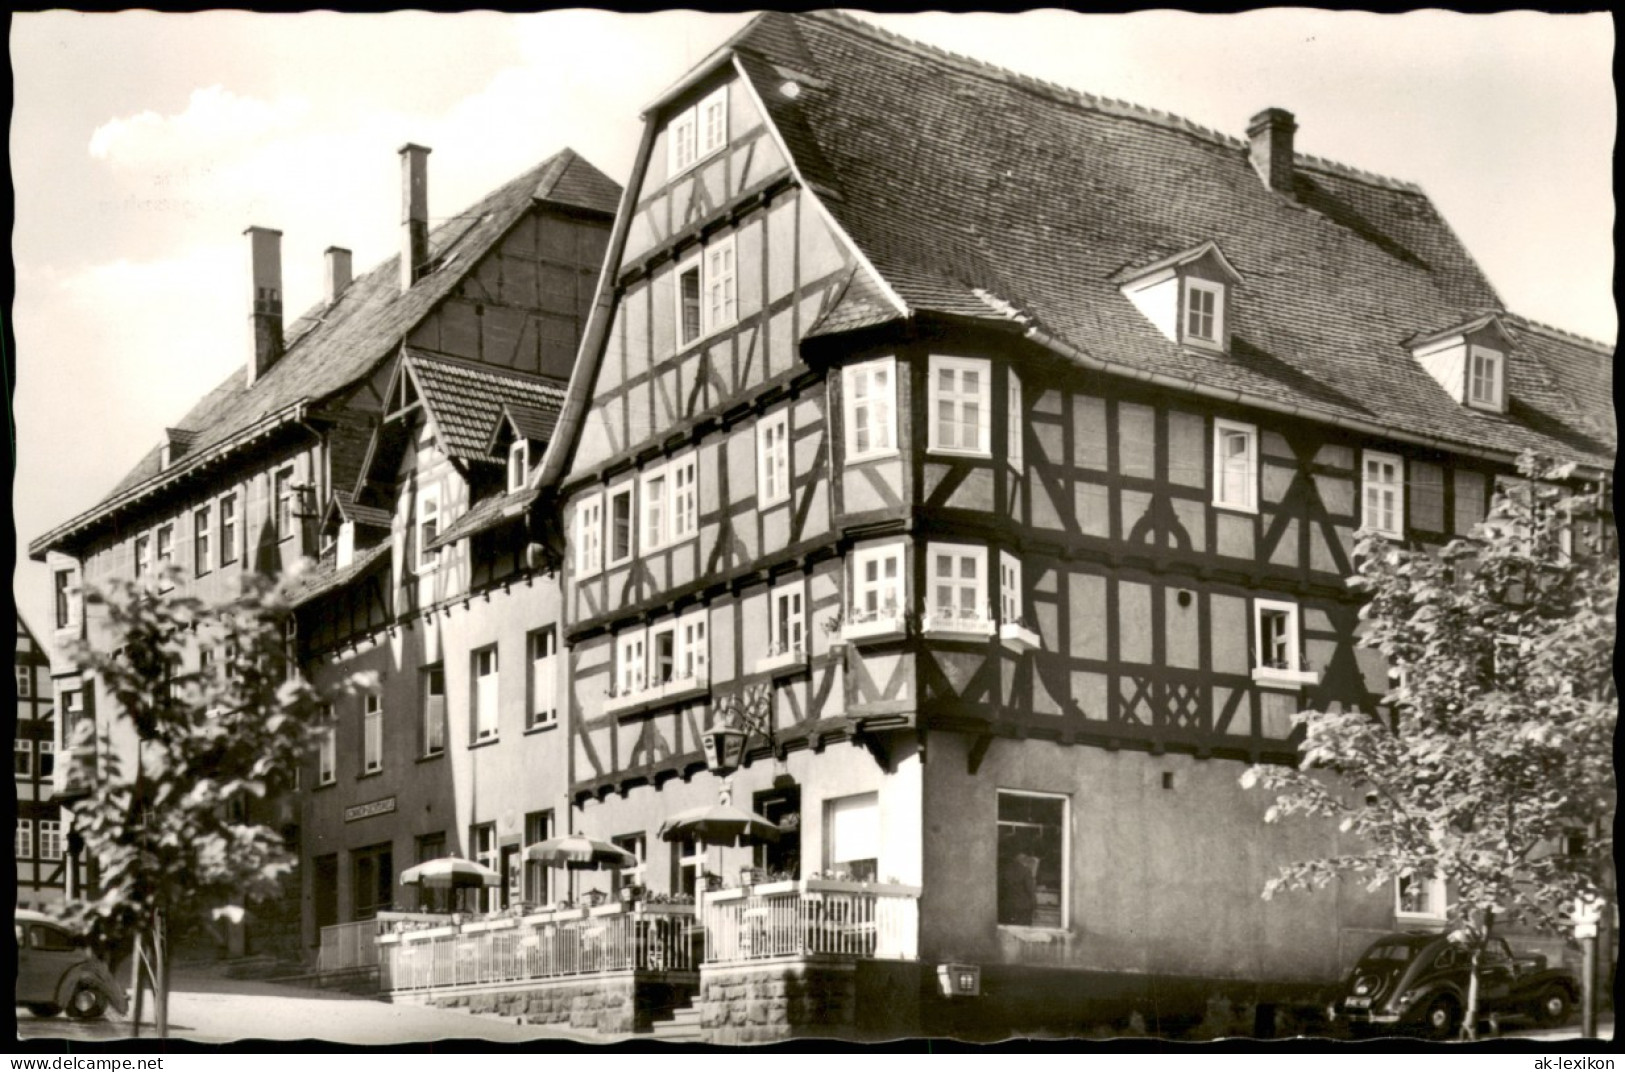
1494;1013;1614;1044
26;965;629;1046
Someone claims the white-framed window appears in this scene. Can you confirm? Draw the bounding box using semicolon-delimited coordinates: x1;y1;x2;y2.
156;523;175;571
611;833;648;893
757;409;791;507
219;492;239;566
274;466;295;536
843;358;897;461
670;454;697;543
675;253;703;350
928;542;988;626
616;631;647;696
421;666;446;757
698;85;728;158
1395;873;1447;920
677;607;709;683
16;665;30;698
668;107;698;175
1213;418;1258;513
16;819;32;859
524;811;554;905
416;485;441;570
317;714;336;786
997;789;1069;929
576;492;603;577
1008;371;1023;470
508;440;529;493
824;792;880;883
1362;451;1404;537
1467;346;1504;411
1183;278;1224;346
648;622;678;688
528;628;558;728
705;235;737;335
194;505;212;577
38;820;63;861
769;580;806;658
850;542;906;621
15;738;32;777
607;485;634;567
38;740;55;780
135;534;152;578
472;647;499;742
471;822;497;914
1253;598;1304;675
929;355;992;456
642;467;668;551
362;693;383;774
999;551;1022;624
53;569;76;630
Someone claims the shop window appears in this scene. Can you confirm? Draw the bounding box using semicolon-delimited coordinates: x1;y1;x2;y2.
997;790;1067;928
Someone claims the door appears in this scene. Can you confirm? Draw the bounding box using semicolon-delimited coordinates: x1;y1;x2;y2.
313;855;339;937
352;843;393;921
754;785;801;878
500;845;520;910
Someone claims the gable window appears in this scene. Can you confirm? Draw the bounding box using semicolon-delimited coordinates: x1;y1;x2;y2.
926;542;991;634
421;666;446;757
416;485;441;570
705;236;737;335
668;108;699;176
929;355;991;456
1467;347;1504;411
1395;874;1447;921
668;84;728;176
758;409;790;507
850;542;905;624
676;254;703;350
699;85;728;158
317;714;336;786
997;790;1068;928
843;358;896;462
219;492;239;566
472;647;499;743
528;627;557;729
1184;279;1224;346
1363;451;1404;537
1008;371;1023;470
575;493;603;577
194;506;212;577
507;440;529;494
1213;419;1258;513
608;486;634;566
769;580;805;659
361;693;383;774
274;466;295;536
1252;597;1317;686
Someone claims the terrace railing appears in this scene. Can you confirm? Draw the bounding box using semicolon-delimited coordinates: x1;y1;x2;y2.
701;879;921;964
317;919;382;974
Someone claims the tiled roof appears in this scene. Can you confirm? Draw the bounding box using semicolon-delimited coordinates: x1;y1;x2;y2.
428;486;539;551
500;403;560;447
728;12;1613;467
287;541;391;610
33;149;620;557
330;490;393;531
403;351;567;462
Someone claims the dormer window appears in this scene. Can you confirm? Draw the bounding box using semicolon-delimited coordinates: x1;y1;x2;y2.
507;440;528;494
1117;241;1241;353
1467;346;1504;411
1406;314;1513;415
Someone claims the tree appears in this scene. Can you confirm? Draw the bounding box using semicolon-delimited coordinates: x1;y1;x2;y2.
1242;453;1616;1040
59;564;368;1037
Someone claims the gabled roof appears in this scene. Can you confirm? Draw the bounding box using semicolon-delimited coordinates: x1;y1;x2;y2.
1113;240;1245;287
485;403;560;457
707;11;1611;468
323;490;394;534
287;541;392;610
396;350;567;464
427;486;539;551
31;148;620;560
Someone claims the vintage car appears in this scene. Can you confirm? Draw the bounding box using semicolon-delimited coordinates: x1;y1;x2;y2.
1333;932;1578;1038
14;909;128;1020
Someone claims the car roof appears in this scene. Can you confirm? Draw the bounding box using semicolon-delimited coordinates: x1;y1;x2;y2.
15;909;56;924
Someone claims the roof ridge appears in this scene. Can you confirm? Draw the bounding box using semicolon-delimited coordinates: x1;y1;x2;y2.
403;347;569;388
1502;312;1616;355
800;11;1424;195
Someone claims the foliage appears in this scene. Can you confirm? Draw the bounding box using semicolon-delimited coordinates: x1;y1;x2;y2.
61;563;369;966
1242;453;1615;1020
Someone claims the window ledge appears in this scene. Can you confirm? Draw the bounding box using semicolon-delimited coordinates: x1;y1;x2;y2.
1212;499;1258;516
926;447;992;460
842;615;907;644
923;616;996;640
845;449;899;465
524;720;559;736
605;689;653;717
660;676;710;705
468;736;501;751
998;623;1042;653
416;751;446;764
754;648;808;677
358;769;384;780
1251;667;1321;689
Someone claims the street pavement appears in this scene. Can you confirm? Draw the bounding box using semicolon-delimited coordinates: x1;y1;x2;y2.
17;966;629;1046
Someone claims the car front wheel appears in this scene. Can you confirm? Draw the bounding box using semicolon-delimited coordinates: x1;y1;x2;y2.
65;983;108;1020
1536;985;1572;1027
1423;996;1460;1040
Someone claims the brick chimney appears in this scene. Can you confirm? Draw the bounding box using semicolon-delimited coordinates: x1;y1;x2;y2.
399;143;432;289
325;246;353;304
245;226;284;387
1247;108;1297;193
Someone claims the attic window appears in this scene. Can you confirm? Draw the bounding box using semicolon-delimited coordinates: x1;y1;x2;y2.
1117;242;1241;354
1184;279;1224;347
508;440;529;494
668;84;729;177
1467;347;1504;411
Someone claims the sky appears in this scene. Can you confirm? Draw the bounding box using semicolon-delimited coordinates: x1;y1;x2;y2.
8;9;1615;641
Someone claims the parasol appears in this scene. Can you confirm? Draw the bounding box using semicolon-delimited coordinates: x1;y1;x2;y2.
525;834;639;872
658;802;781;847
399;854;502;890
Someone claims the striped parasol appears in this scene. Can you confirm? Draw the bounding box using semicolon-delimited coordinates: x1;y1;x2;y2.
399;854;502;890
524;834;639;872
658;802;782;848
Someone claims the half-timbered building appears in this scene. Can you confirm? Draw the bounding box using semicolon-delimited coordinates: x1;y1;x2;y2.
15;612;66;912
531;11;1614;1040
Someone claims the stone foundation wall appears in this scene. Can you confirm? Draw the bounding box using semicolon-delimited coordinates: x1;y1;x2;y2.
699;958;924;1045
408;972;697;1035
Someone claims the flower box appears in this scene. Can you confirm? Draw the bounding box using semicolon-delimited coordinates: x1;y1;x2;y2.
842;613;907;643
1250;666;1321;689
923;613;996;640
754;645;808;676
999;621;1042;653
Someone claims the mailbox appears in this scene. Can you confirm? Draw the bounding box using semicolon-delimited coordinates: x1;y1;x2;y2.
937;963;981;998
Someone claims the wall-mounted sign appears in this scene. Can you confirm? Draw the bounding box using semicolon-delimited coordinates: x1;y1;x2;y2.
345;796;397;823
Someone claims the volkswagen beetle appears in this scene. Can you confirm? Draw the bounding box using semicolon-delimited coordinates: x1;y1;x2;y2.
14;909;128;1021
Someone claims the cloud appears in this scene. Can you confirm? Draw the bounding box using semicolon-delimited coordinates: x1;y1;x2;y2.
89;84;311;168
